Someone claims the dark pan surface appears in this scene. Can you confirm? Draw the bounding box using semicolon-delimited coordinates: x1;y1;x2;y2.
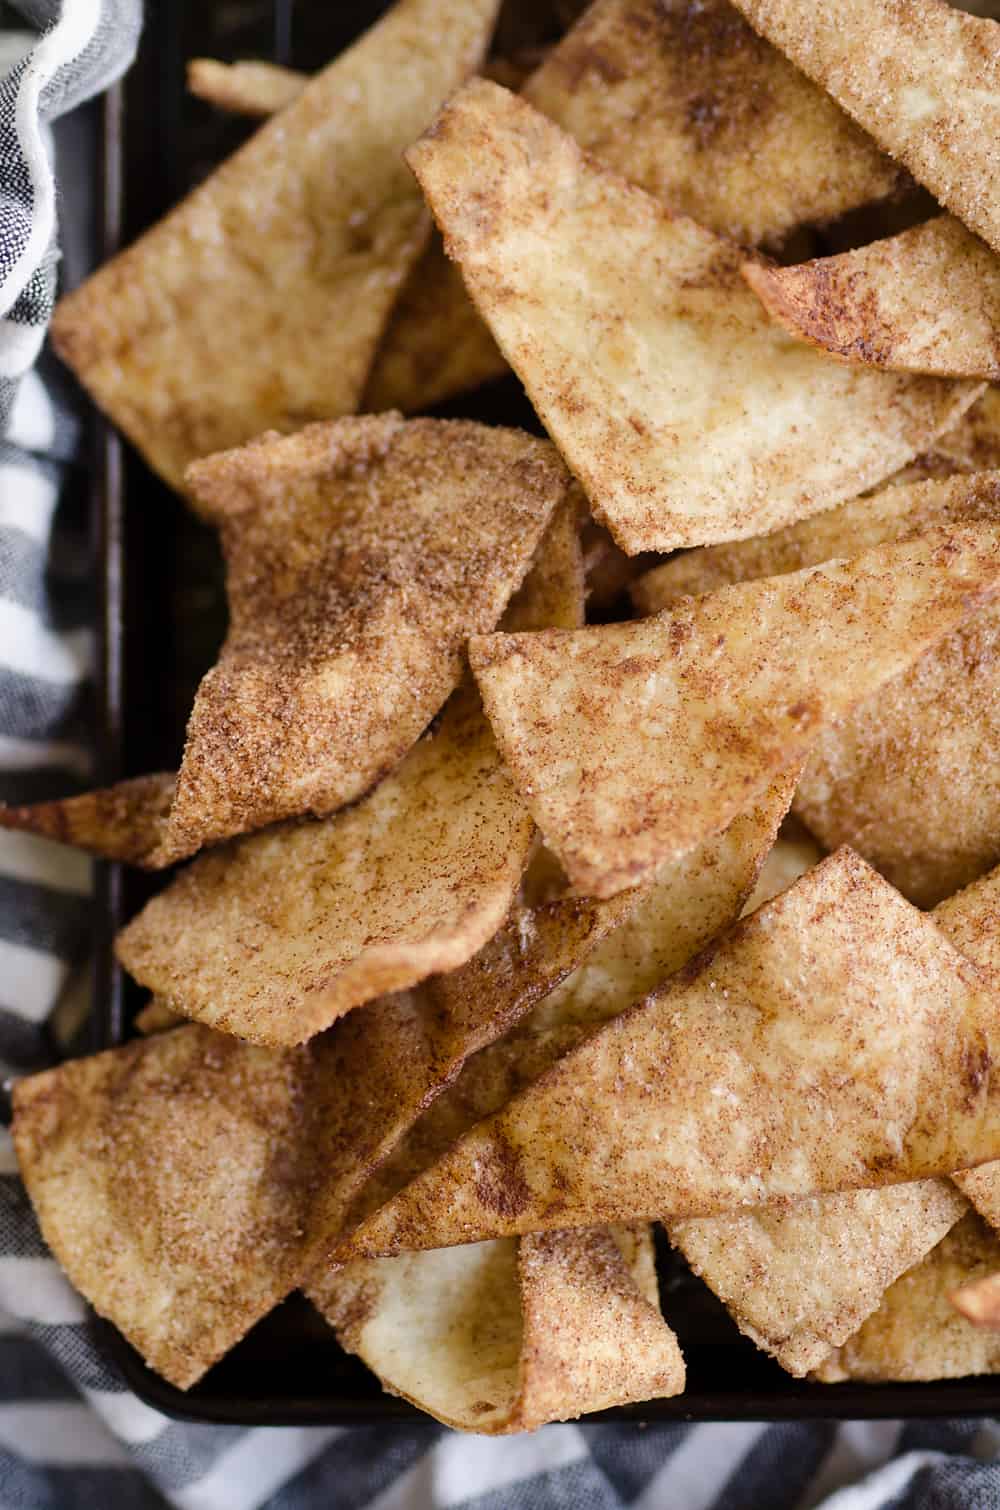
89;0;1000;1425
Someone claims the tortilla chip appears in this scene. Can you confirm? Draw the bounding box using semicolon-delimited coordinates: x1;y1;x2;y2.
409;81;979;554
370;0;907;415
133;1000;183;1035
186;58;306;115
522;0;905;249
471;522;1000;897
892;385;1000;485
744;216;1000;381
815;1213;1000;1383
50;0;499;494
115;505;581;1044
0;773;175;866
7;418;567;870
729;0;1000;256
634;472;1000;906
12;1025;325;1389
310;1225;682;1431
343;848;1000;1256
951;1270;1000;1328
669;1184;969;1378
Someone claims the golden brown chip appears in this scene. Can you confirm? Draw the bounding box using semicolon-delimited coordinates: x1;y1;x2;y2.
0;773;175;866
409;80;979;554
633;472;1000;906
309;1225;683;1431
4;418;569;870
50;0;500;493
669;1184;969;1378
115;505;582;1045
729;0;1000;256
12;1026;325;1389
343;848;1000;1256
893;385;1000;484
951;1270;1000;1329
815;1213;1000;1383
471;522;1000;898
743;216;1000;380
186;58;306;115
521;0;905;249
369;0;910;414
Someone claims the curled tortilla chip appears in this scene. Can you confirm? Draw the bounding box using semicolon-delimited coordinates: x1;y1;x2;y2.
343;848;1000;1257
669;1184;969;1378
471;522;1000;897
0;773;175;866
951;1271;1000;1329
115;505;582;1044
4;418;570;869
186;58;305;115
744;216;1000;380
12;1026;326;1389
815;1213;1000;1383
50;0;499;493
309;1226;683;1431
892;386;1000;485
729;0;1000;256
634;472;1000;906
409;80;979;554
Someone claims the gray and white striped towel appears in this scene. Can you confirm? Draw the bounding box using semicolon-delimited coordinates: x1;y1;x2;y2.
5;3;1000;1507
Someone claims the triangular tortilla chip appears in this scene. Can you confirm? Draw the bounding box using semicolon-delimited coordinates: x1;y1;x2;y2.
669;1185;969;1378
729;0;1000;256
1;418;570;869
50;0;499;494
471;522;1000;897
343;848;1000;1257
0;772;175;866
308;1226;683;1431
636;470;1000;907
408;79;980;554
814;1213;1000;1383
115;505;582;1044
743;216;1000;380
186;58;305;115
12;1025;326;1389
306;770;795;1270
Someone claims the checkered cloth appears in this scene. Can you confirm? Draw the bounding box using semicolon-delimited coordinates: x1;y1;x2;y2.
5;4;1000;1508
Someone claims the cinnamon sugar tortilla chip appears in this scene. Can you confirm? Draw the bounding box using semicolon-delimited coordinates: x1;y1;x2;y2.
743;216;1000;380
115;506;582;1045
0;773;175;866
890;385;1000;485
12;1025;326;1389
409;80;979;554
815;1213;1000;1383
741;824;823;915
634;473;1000;907
308;1226;683;1431
344;848;1000;1257
729;0;1000;256
186;58;305;115
134;1000;183;1035
471;523;1000;897
669;1184;969;1378
3;418;570;870
305;770;795;1271
49;0;499;494
371;0;910;414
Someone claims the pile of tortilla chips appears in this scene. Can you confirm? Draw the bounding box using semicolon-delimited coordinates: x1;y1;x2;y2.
13;0;1000;1431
